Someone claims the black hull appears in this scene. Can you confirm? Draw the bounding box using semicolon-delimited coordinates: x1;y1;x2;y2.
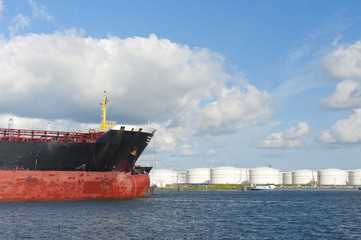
0;128;155;172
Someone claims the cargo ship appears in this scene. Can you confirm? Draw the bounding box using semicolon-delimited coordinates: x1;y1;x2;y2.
0;92;156;201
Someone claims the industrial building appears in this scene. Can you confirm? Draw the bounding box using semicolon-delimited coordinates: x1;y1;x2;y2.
149;166;361;187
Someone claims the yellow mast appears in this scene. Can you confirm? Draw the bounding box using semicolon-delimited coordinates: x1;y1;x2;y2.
100;91;117;132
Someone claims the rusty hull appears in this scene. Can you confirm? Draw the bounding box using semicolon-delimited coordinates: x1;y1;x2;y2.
0;170;150;201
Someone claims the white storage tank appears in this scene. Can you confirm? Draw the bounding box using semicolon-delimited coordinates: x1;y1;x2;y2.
292;169;315;185
210;167;243;184
348;169;361;185
249;167;281;185
187;168;210;184
282;172;292;185
149;169;177;187
176;171;187;184
317;168;348;185
241;168;250;184
279;173;283;185
312;171;318;183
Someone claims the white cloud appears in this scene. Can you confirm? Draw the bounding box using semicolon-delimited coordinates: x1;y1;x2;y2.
195;85;272;136
0;32;272;153
28;0;53;22
181;148;199;156
322;79;361;109
287;44;311;64
0;113;98;131
8;14;30;37
179;144;217;157
322;41;361;80
317;109;361;144
205;149;217;157
255;122;309;149
147;122;179;153
331;34;343;46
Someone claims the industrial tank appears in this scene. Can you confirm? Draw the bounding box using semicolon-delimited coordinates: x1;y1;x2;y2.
292;169;315;185
187;168;210;184
348;169;361;185
282;172;292;185
317;168;348;185
249;167;281;185
149;169;177;187
176;171;187;184
279;173;283;185
241;168;250;184
312;171;318;183
210;167;243;184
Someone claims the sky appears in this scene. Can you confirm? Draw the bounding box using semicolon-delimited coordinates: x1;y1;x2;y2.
1;0;361;172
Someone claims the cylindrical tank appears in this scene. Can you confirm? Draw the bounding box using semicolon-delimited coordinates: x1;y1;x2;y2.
176;171;187;184
210;167;243;184
279;173;283;185
187;168;210;184
149;169;177;187
348;169;361;185
292;169;315;185
312;171;318;184
241;168;250;184
317;168;348;185
282;172;292;184
249;167;281;185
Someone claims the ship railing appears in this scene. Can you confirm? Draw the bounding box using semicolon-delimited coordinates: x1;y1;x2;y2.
0;128;103;143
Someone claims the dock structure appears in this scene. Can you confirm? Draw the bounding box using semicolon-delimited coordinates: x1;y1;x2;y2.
149;185;158;195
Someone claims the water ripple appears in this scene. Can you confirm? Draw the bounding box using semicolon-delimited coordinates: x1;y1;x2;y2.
0;190;360;239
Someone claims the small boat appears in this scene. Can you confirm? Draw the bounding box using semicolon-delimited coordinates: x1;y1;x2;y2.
251;184;276;190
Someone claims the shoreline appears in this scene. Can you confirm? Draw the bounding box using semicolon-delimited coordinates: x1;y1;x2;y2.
157;186;361;191
275;187;360;191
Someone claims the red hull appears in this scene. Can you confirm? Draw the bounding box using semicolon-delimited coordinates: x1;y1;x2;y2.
0;170;150;201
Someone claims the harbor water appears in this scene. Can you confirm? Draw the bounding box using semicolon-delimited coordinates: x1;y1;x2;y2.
1;190;360;239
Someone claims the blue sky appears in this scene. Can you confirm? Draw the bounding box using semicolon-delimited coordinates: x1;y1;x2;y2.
1;0;361;172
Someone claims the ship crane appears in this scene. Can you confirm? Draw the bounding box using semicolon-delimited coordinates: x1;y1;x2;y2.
100;91;117;132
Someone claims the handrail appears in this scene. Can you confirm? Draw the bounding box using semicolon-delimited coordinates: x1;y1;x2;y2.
0;128;103;143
